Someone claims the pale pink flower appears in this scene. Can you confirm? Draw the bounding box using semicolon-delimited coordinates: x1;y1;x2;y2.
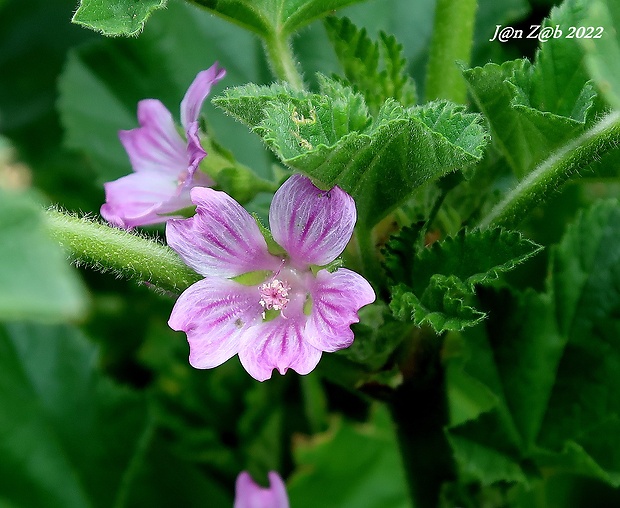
234;471;289;508
101;63;226;228
167;174;375;381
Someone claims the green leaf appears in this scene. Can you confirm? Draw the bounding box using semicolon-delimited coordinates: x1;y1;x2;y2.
0;190;87;322
215;77;488;226
463;0;599;177
324;16;416;114
581;0;620;110
538;201;620;465
445;200;620;487
391;277;486;332
386;228;542;332
0;322;147;507
0;322;232;507
287;405;412;508
72;0;166;36
188;0;365;38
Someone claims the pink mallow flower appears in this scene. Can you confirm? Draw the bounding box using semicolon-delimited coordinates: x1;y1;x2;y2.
100;63;226;228
234;471;289;508
167;174;375;381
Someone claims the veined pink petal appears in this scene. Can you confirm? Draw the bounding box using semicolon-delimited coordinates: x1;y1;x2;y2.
169;278;263;369
120;99;187;174
269;174;357;268
305;268;375;352
234;471;290;508
100;171;182;228
185;121;208;178
166;187;279;278
180;63;226;130
238;303;322;382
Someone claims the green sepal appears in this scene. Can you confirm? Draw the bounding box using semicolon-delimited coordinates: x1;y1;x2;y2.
310;258;343;276
252;214;286;257
199;136;276;204
230;270;271;286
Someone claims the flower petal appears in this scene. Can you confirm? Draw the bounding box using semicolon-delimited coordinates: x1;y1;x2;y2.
101;171;183;228
180;63;226;130
234;471;290;508
166;187;279;277
305;268;375;352
185;121;208;177
120;99;187;174
169;278;263;369
269;174;357;268
238;309;321;382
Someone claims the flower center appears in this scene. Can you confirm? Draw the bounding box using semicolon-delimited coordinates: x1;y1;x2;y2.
259;279;291;311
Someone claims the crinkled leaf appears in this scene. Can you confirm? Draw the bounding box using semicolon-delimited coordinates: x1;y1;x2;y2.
287;405;412;508
72;0;167;36
464;61;592;178
581;0;620;110
214;77;488;226
386;228;542;332
324;16;416;114
463;0;598;177
445;200;620;487
391;277;486;332
411;228;542;291
0;190;88;322
188;0;365;38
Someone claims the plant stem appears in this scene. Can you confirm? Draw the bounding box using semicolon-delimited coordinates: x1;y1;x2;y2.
425;0;478;103
388;331;455;508
263;31;304;90
478;111;620;230
45;209;201;294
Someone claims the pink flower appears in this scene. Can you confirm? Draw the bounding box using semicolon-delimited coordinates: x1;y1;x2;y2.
167;174;375;381
234;471;289;508
100;63;226;228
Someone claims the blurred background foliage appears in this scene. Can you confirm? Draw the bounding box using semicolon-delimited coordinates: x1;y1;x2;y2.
2;0;620;506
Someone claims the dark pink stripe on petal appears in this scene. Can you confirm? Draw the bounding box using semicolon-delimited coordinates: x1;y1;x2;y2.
168;278;263;370
270;175;357;268
238;304;320;381
166;187;279;277
180;63;226;130
305;268;375;353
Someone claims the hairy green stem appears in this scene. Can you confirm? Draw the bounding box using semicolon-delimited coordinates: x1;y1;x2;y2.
425;0;477;103
263;31;304;90
45;209;201;294
478;111;620;230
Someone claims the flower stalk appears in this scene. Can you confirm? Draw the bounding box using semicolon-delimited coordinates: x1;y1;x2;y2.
425;0;477;103
478;111;620;230
45;209;201;294
263;31;305;90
